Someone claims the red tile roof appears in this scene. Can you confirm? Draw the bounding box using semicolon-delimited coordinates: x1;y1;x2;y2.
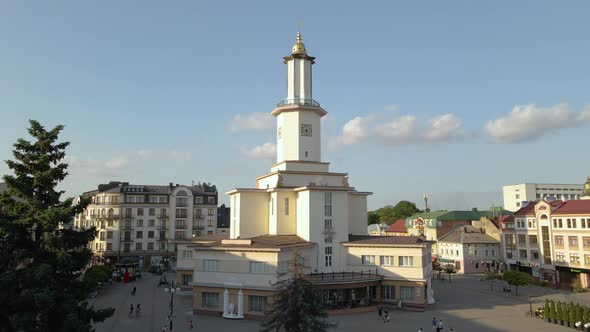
385;219;406;233
514;203;537;216
499;214;514;223
552;200;590;215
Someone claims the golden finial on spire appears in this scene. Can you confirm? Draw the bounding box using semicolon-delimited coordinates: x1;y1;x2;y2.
291;24;306;56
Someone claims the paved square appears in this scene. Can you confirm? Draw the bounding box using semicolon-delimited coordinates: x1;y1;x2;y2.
92;272;585;331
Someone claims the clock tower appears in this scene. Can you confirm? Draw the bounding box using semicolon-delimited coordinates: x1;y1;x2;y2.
272;32;327;164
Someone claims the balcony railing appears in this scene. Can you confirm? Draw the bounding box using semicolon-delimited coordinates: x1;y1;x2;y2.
120;224;134;230
157;236;167;241
157;214;168;219
175;224;187;229
305;269;381;283
121;237;133;242
193;225;205;230
123;214;134;219
157;224;167;230
277;98;321;108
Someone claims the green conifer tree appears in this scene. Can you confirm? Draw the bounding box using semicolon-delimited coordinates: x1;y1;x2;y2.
557;302;563;323
576;303;582;325
0;120;114;331
583;306;589;324
567;302;576;326
544;299;550;320
260;251;336;332
550;300;556;322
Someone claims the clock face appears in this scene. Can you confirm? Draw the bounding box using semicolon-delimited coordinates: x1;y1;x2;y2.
300;124;312;137
277;127;282;139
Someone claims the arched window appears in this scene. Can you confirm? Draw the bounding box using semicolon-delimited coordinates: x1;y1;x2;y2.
101;208;106;217
108;208;114;217
176;190;188;196
540;214;548;220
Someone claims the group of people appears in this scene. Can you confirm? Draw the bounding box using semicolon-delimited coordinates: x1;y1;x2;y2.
416;316;455;332
128;304;141;319
377;306;391;323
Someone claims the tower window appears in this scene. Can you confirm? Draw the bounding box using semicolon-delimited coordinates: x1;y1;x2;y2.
305;151;308;158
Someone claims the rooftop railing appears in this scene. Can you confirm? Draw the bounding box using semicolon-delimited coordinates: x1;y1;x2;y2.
276;98;320;108
305;269;381;283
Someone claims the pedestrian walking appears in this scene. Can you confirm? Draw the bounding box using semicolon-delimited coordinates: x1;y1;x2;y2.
135;304;141;318
128;304;134;319
432;317;437;332
189;320;194;331
161;326;167;332
418;329;424;332
383;309;390;323
378;306;383;320
131;286;136;296
437;319;444;332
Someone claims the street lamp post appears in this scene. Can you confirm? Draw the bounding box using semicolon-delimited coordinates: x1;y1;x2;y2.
529;297;533;317
165;282;181;331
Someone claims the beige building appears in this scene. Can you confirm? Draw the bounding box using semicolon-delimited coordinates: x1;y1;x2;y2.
437;225;501;274
73;181;218;269
183;33;435;319
501;197;590;289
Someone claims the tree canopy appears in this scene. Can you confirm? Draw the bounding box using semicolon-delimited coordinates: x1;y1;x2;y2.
368;200;421;225
0;120;114;331
503;270;534;296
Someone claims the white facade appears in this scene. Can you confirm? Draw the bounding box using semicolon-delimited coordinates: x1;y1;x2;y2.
187;34;435;317
228;34;372;275
74;181;218;268
503;183;583;212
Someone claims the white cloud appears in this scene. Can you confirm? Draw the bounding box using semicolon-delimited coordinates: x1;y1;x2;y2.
375;113;464;145
228;112;274;132
241;142;276;161
485;103;590;143
329;112;464;149
330;115;375;148
105;156;128;170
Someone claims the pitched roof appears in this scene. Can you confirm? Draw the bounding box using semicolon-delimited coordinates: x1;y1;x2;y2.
386;219;407;233
514;203;537;216
438;225;499;244
344;235;429;246
552;200;590;215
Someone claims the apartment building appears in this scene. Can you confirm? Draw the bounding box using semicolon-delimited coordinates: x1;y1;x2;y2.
502;199;590;289
73;181;218;269
503;183;583;212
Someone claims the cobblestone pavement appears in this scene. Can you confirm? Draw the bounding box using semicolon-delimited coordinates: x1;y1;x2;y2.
92;272;589;332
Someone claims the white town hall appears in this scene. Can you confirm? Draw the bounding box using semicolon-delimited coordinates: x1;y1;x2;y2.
176;33;434;319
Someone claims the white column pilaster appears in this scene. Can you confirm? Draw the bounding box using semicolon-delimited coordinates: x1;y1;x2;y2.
237;289;244;318
223;288;229;316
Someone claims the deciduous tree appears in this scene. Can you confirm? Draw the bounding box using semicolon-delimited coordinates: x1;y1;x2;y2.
502;270;533;296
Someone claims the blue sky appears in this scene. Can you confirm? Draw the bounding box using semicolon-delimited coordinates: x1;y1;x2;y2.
1;1;589;211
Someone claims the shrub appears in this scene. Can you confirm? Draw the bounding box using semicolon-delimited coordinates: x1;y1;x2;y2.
550;300;556;321
583;306;589;324
555;302;563;320
544;299;550;318
576;303;582;324
569;302;576;325
83;265;112;290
